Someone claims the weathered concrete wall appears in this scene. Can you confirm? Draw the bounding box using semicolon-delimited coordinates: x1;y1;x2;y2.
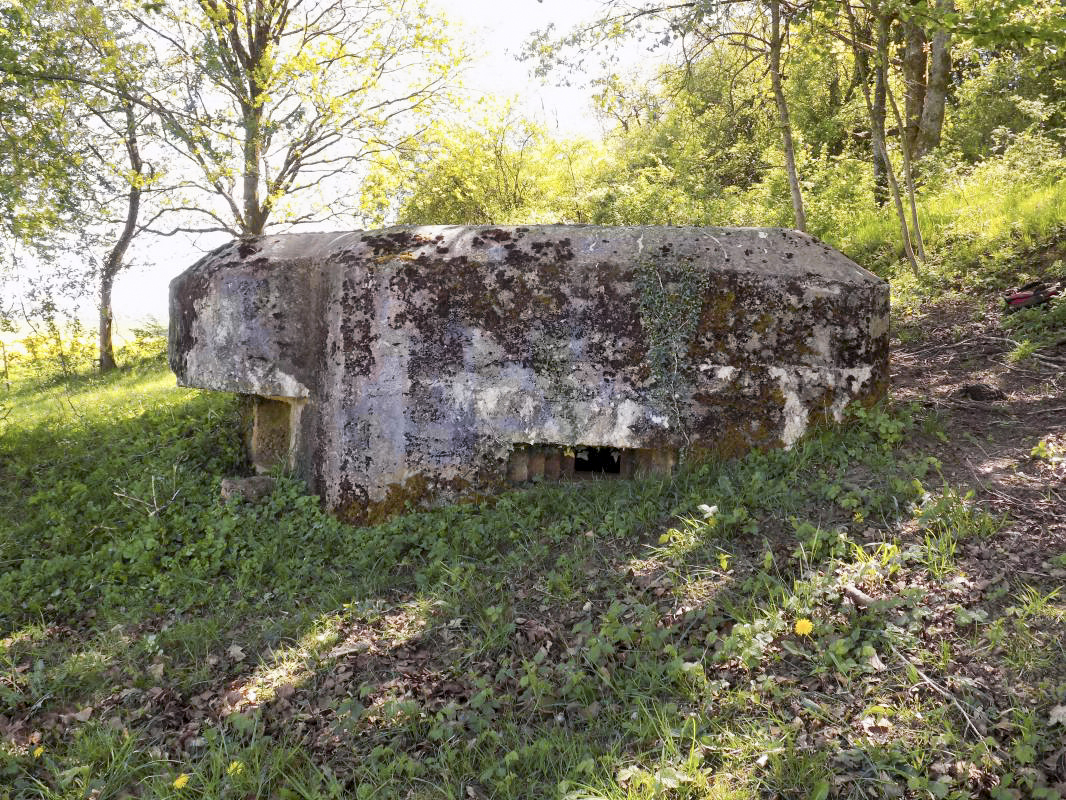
170;225;889;522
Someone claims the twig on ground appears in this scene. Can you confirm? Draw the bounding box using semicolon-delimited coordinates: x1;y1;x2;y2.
843;584;878;608
905;337;982;356
995;360;1044;376
948;399;1011;413
890;645;985;742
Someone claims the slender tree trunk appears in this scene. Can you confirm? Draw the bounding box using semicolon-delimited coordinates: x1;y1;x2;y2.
873;20;919;273
51;322;71;377
872;113;918;275
99;102;144;372
871;15;889;206
242;100;267;235
99;272;116;371
915;0;953;157
887;81;926;261
827;72;844;156
846;1;919;274
768;0;806;232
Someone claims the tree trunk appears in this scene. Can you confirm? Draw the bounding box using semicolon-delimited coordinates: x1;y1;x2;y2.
901;15;928;156
887;79;926;261
240;5;274;237
871;15;890;206
242;101;267;235
99;102;144;372
51;322;71;378
873;18;919;273
768;0;806;232
915;0;953;157
846;0;919;274
99;272;116;372
827;71;844;156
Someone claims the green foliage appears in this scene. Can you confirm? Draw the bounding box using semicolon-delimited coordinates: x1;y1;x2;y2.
577;56;779;227
1003;289;1066;360
0;0;95;250
0;318;167;387
838;132;1066;289
1031;435;1065;466
635;256;711;437
574;81;1062;293
944;45;1066;163
0;368;243;621
386;109;604;226
516;0;1066;288
10;318;97;383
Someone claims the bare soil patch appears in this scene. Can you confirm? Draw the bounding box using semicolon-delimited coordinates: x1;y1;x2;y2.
893;294;1065;588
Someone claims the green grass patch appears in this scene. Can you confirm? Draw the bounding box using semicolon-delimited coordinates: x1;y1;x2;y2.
1;354;1063;799
821;135;1066;303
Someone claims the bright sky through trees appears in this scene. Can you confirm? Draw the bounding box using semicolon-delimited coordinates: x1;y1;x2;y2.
100;0;648;330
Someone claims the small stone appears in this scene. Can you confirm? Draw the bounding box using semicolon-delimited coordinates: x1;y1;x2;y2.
220;476;276;504
958;383;1006;402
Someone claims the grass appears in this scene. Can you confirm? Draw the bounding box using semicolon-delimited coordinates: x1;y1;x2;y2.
841;174;1066;285
815;134;1066;330
1;345;1064;799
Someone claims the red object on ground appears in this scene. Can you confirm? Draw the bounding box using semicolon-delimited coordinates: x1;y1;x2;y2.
1004;281;1062;313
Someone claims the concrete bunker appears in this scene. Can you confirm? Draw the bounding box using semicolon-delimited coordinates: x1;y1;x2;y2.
169;225;889;522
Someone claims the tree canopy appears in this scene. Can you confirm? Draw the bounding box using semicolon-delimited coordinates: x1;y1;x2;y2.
1;0;1065;366
0;0;466;363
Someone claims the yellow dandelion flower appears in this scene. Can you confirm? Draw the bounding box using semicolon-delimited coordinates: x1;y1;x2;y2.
172;773;190;790
227;760;243;776
32;746;44;759
794;618;814;636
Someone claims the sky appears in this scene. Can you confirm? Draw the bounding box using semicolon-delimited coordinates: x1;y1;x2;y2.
95;0;653;336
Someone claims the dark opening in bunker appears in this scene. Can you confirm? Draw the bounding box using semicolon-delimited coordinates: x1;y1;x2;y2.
506;444;677;484
574;447;621;474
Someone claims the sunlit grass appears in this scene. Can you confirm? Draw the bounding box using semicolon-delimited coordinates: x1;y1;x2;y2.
6;370;183;429
831;156;1066;290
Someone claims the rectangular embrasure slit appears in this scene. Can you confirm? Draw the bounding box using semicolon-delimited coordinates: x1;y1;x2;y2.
506;445;676;483
574;447;620;474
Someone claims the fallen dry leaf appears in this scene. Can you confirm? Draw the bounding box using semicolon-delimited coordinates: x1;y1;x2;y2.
860;715;892;734
1049;705;1066;726
329;641;370;659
